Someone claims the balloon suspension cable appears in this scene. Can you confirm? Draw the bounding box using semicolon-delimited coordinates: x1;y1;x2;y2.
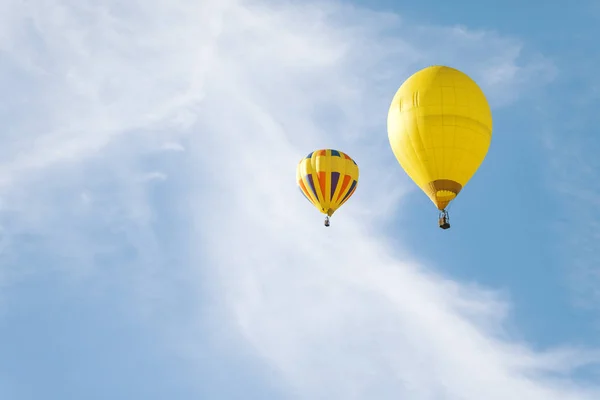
438;209;451;230
324;216;330;227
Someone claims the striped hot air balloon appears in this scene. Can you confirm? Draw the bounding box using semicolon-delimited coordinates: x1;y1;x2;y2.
296;149;359;227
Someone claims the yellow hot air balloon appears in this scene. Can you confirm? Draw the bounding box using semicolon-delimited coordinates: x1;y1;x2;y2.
387;65;493;229
296;149;359;227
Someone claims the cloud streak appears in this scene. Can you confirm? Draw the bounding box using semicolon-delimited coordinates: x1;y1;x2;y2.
0;0;598;399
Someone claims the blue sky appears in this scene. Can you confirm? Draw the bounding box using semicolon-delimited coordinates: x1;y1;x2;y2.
1;0;600;399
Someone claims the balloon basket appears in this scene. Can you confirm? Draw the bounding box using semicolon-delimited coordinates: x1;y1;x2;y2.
438;210;450;230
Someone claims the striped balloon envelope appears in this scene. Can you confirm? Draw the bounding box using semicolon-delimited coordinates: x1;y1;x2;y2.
296;149;359;227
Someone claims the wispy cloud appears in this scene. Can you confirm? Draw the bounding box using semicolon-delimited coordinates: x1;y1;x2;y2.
534;41;600;311
542;118;600;310
0;0;598;398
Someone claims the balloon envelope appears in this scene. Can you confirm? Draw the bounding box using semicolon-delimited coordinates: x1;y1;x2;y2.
296;149;359;218
387;65;493;210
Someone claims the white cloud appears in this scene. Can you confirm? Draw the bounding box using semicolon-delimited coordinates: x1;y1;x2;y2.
161;142;185;152
0;0;598;399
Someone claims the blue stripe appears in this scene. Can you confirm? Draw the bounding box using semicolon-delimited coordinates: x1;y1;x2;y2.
340;180;357;203
306;174;318;199
330;172;340;198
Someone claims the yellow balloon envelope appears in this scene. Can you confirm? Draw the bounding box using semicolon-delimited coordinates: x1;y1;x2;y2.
296;149;359;227
387;65;493;229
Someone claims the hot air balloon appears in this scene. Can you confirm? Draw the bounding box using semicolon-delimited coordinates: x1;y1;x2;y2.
296;149;359;227
387;65;493;229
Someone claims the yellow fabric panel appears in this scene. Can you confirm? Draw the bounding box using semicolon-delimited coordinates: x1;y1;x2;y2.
387;65;492;208
315;152;331;211
297;158;319;208
329;158;358;213
296;149;359;216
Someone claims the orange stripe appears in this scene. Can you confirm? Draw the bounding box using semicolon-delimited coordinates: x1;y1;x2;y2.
336;175;352;201
299;179;314;202
338;185;356;207
318;171;327;202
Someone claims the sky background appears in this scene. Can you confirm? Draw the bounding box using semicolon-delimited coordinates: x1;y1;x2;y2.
1;0;600;399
